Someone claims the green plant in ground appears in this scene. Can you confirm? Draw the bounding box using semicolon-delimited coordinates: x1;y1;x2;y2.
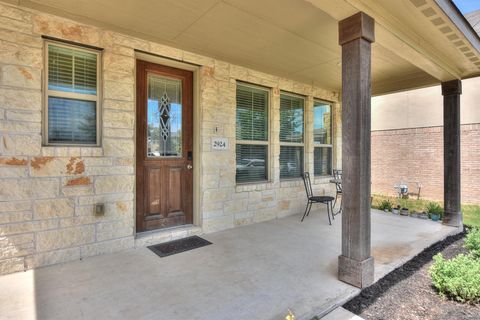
429;253;480;303
378;199;393;211
465;228;480;258
463;205;480;228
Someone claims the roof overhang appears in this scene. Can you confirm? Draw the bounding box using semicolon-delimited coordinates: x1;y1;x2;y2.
4;0;480;95
435;0;480;54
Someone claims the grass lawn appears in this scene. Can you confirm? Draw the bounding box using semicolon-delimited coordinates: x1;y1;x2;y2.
371;194;480;228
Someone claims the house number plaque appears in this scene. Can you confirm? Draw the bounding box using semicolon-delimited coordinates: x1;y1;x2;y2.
212;137;228;150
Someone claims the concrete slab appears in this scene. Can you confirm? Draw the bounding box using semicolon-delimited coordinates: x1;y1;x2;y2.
321;307;364;320
0;210;459;320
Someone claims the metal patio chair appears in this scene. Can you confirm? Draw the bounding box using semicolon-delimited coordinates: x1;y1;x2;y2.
301;172;335;225
332;169;342;208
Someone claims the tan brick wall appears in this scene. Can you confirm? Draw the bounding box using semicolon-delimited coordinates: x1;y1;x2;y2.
0;2;341;274
371;124;480;204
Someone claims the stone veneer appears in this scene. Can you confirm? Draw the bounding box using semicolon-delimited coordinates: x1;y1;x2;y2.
0;1;341;275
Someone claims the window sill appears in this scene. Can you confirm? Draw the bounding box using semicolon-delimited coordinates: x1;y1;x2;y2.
41;145;104;157
280;178;303;188
313;175;334;184
235;181;274;193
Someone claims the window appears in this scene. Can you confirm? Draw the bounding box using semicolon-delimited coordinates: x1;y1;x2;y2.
235;83;269;183
44;41;101;145
279;93;304;179
313;100;333;176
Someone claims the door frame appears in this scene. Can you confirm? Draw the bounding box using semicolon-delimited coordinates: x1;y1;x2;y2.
134;51;201;235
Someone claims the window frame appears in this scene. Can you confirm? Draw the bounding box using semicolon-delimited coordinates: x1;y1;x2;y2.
235;82;271;184
313;98;334;177
43;39;102;147
279;91;306;180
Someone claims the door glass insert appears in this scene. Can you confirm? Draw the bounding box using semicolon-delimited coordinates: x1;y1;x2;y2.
147;74;182;157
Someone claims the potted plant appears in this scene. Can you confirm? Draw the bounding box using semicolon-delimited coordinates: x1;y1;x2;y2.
426;202;443;221
410;210;419;218
418;211;428;219
378;199;393;212
399;197;409;216
392;205;400;215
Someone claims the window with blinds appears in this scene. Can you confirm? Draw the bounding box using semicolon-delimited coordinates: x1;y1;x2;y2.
280;93;304;179
313;100;333;176
44;42;100;145
236;83;269;183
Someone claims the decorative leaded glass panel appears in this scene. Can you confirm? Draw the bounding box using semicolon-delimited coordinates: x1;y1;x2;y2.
147;74;182;157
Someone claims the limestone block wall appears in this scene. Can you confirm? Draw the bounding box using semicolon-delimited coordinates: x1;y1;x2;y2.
0;1;341;275
199;68;341;233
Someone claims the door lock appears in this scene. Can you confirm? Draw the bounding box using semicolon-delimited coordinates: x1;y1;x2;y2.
187;164;193;170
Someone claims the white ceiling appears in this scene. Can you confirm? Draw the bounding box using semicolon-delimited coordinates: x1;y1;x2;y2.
17;0;480;94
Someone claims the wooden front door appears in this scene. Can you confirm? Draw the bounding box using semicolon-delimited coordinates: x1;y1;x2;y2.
136;60;193;232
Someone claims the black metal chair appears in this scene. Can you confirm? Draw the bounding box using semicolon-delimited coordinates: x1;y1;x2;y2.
333;169;343;208
301;172;335;224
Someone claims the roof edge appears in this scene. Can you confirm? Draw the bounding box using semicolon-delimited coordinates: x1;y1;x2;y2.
434;0;480;54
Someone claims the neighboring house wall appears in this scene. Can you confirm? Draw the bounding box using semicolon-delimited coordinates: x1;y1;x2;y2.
0;2;341;274
372;124;480;204
371;77;480;204
372;77;480;130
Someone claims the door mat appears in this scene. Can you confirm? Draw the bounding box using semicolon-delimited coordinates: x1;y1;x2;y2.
148;235;212;258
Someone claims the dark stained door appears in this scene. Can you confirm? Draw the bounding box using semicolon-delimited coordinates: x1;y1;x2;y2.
136;60;193;232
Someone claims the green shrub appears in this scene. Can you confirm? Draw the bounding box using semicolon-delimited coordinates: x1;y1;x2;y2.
378;199;393;211
465;228;480;258
429;253;480;303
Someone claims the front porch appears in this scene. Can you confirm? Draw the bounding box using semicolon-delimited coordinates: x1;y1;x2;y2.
0;209;459;320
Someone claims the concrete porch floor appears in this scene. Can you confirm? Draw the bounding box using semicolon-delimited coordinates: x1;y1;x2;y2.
0;209;459;320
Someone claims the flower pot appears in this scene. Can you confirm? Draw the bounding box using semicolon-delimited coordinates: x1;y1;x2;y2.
418;212;428;220
384;209;390;213
411;211;419;218
431;213;441;221
400;208;409;216
392;208;400;215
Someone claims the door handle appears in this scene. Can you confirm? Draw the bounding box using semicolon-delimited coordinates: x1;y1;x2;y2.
187;164;193;170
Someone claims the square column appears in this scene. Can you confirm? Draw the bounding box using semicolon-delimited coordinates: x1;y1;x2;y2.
442;80;462;227
338;12;375;288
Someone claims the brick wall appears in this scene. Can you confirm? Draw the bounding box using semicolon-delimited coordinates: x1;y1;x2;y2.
371;124;480;204
0;1;341;274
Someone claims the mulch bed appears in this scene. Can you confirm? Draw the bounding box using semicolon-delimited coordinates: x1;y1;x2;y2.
343;229;480;320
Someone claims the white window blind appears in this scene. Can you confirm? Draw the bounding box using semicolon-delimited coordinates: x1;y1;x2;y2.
48;45;97;95
236;84;269;183
280;93;304;179
45;42;100;145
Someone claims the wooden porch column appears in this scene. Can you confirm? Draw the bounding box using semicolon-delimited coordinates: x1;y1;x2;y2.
442;80;462;227
338;12;375;288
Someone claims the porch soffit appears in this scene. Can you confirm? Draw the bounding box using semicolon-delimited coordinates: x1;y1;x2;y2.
9;0;480;95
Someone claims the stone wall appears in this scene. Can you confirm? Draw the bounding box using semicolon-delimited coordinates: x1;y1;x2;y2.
371;124;480;204
0;1;341;275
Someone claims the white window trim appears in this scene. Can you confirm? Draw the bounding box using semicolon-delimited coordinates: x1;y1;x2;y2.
43;40;102;147
313;99;334;177
279;91;305;180
235;82;271;185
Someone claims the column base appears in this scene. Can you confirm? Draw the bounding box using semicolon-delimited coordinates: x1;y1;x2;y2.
338;255;374;288
442;211;462;227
